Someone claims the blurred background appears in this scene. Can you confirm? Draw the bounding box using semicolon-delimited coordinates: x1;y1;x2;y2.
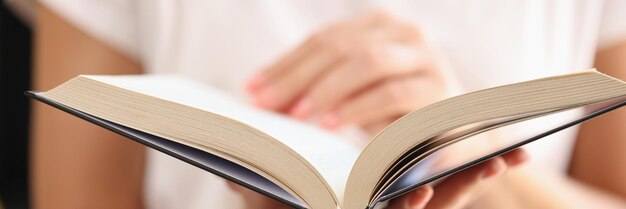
0;1;33;208
0;1;625;209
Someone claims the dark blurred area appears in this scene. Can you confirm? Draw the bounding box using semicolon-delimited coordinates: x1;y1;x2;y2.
0;1;32;208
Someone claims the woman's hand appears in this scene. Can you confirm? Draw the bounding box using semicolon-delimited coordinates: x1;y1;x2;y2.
229;149;528;209
246;11;460;134
386;149;528;209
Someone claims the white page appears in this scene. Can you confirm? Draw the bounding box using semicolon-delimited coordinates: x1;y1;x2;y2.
85;74;361;197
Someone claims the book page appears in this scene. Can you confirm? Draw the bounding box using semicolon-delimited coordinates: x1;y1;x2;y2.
84;74;361;197
374;98;626;204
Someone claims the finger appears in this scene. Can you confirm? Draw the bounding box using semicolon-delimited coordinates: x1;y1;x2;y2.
293;43;430;119
345;10;395;35
252;45;341;110
386;20;424;44
246;35;319;93
384;150;525;209
288;60;354;119
226;181;244;192
258;8;394;87
387;186;434;209
362;117;399;135
318;76;436;129
501;148;529;167
251;20;374;111
426;157;507;209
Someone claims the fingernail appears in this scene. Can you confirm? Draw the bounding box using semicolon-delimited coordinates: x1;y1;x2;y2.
246;73;266;93
409;187;431;208
481;159;505;179
320;112;340;129
289;98;312;119
254;88;276;109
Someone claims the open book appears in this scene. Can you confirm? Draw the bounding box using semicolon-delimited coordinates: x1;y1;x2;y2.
27;70;626;209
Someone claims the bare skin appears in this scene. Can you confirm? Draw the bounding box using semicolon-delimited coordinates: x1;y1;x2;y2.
572;42;626;198
242;11;626;209
31;6;144;209
470;35;626;209
32;6;626;209
246;11;461;135
229;149;529;209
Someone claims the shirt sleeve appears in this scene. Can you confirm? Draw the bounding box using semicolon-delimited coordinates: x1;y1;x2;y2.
597;0;626;50
39;0;139;60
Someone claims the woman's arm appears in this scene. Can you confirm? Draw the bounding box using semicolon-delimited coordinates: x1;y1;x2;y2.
570;39;626;197
472;40;626;209
31;5;145;209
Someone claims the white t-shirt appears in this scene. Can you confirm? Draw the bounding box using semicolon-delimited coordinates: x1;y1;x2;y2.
39;1;626;208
